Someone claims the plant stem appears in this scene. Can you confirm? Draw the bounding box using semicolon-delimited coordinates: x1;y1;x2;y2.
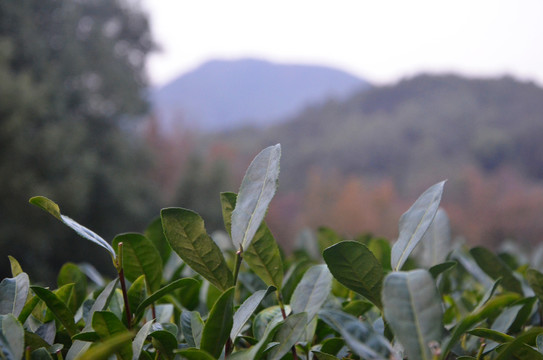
232;246;243;286
117;242;132;329
276;292;298;360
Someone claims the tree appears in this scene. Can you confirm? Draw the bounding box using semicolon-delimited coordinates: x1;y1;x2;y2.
0;0;157;283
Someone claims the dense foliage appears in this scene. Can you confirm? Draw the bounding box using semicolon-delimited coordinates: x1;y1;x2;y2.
0;0;157;281
3;145;543;359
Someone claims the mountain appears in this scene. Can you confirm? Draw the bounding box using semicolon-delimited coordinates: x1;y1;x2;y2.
150;58;370;131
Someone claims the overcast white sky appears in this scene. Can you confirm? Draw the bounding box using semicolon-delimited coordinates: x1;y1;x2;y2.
141;1;543;87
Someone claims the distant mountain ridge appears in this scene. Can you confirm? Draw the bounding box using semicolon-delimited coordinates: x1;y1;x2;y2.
151;58;370;131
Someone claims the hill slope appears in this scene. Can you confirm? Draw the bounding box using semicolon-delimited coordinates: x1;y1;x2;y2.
221;74;543;192
151;58;369;131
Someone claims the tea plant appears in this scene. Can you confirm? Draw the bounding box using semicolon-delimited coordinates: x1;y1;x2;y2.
2;144;543;359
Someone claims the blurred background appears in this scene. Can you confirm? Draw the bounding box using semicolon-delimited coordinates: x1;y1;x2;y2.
2;0;543;284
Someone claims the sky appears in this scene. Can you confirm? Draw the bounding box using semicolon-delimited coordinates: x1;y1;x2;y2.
141;1;543;88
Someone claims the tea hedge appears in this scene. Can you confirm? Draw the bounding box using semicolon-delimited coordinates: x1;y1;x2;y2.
2;144;543;359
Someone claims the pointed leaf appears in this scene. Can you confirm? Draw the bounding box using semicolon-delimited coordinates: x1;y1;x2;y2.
92;311;132;360
175;348;215;360
291;265;332;321
200;287;235;358
318;308;391;360
150;329;177;360
1;314;24;360
67;279;119;360
429;261;457;279
8;256;23;277
221;192;283;289
220;192;237;237
74;332;134;360
383;270;443;360
527;268;543;301
161;208;233;291
470;246;523;294
312;351;340;360
30;286;78;337
0;273;29;317
391;180;445;271
145;216;172;263
440;293;521;359
181;311;204;348
417;208;451;267
231;286;276;339
112;233;163;293
30;196;116;260
231;144;281;250
268;312;308;360
127;275;147;319
135;278;198;317
245;224;284;289
132;319;154;360
323;241;383;309
58;263;87;313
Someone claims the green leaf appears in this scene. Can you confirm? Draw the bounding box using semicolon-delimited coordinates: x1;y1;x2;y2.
71;331;100;342
391;180;445;271
66;279;119;360
268;312;308;360
366;237;392;272
231;144;281;250
132;319;154;360
112;233;163;293
74;331;134;360
92;311;132;360
135;278;199;317
175;348;215;360
312;351;340;360
161;208;233;291
200;287;235;358
440;293;521;359
58;263;87;313
317;227;342;254
318;308;391;360
495;327;543;360
468;328;513;343
17;295;39;324
127;275;146;319
29;196;61;220
253;305;286;340
231;286;276;339
323;241;383;309
8;256;23;277
0;272;29;317
220;192;237;236
245;223;284;289
470;246;523;294
526;268;543;301
291;265;332;321
429;261;457;278
31;348;54;360
382;270;443;360
417;208;451;267
1;314;24;360
181;311;204;348
30;286;78;337
221;191;284;289
150;329;177;360
145;216;172;263
30;196;116;260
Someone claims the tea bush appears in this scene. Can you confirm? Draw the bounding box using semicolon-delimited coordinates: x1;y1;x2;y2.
2;144;543;359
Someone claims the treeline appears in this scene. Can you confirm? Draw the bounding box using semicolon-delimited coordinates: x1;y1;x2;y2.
0;0;158;282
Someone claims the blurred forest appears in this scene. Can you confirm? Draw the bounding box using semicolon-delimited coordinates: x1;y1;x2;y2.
0;0;158;282
3;1;543;284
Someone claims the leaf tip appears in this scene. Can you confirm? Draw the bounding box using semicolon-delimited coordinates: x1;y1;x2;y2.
29;196;61;220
